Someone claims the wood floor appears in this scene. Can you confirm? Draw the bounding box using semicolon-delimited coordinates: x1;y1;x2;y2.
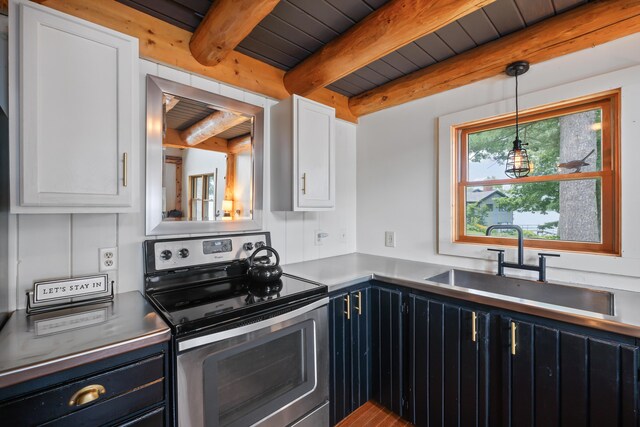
336;401;413;426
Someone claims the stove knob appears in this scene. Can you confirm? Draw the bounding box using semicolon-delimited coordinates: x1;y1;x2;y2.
243;242;254;251
160;250;172;260
178;248;190;258
255;241;265;249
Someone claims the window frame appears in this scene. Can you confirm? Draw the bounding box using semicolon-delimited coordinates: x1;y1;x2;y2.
188;172;217;221
454;90;620;255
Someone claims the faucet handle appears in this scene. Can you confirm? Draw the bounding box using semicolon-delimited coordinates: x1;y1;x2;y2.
538;252;560;258
487;248;505;253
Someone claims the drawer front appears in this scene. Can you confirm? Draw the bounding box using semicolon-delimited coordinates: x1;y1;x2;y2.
46;380;164;427
118;407;165;427
0;354;164;426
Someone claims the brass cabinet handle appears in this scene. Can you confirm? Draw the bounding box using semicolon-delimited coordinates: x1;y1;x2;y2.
344;294;350;320
68;384;106;407
511;321;517;355
301;173;307;195
471;311;477;342
355;291;362;316
123;152;128;187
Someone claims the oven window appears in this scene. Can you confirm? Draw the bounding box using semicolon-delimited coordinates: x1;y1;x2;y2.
204;320;316;427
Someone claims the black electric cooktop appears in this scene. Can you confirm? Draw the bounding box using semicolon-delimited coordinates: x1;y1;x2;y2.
148;274;326;335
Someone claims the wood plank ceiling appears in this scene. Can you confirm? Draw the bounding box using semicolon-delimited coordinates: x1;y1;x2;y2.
118;0;591;97
165;95;252;140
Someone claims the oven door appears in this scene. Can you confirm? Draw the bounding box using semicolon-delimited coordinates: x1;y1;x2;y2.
176;298;329;427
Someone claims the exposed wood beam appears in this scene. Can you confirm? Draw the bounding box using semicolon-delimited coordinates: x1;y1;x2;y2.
349;0;640;117
283;0;495;97
163;128;228;153
190;0;279;66
228;134;252;154
180;111;248;146
40;0;358;123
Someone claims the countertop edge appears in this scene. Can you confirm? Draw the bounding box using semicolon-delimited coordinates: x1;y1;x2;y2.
0;328;171;388
283;253;640;339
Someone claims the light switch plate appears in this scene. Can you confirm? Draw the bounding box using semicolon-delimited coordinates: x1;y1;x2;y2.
385;231;396;247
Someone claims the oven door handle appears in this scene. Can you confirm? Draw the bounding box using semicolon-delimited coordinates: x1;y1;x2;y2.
178;297;329;352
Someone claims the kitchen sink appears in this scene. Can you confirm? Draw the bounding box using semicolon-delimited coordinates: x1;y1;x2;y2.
426;269;614;316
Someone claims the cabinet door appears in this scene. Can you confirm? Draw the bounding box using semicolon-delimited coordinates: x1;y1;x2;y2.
329;287;371;426
370;286;404;415
350;287;371;410
295;96;335;209
410;295;490;427
10;0;137;211
329;292;352;425
502;317;639;427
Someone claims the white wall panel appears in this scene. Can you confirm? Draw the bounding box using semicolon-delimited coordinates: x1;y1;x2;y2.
9;62;357;308
284;211;305;264
190;74;220;94
17;214;71;302
157;64;190;85
219;83;245;102
71;214;118;287
302;212;320;261
356;32;640;292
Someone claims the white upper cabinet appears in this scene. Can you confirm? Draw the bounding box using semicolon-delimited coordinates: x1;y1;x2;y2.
271;95;336;211
8;0;139;213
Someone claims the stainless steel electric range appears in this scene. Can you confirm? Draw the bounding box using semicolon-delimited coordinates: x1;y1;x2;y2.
143;232;329;427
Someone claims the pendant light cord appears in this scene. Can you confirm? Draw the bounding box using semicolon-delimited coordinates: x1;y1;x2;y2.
515;71;519;144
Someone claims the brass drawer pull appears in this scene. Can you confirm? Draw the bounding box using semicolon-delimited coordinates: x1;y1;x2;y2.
344;294;351;320
471;311;477;342
511;321;517;355
68;384;106;407
355;291;362;316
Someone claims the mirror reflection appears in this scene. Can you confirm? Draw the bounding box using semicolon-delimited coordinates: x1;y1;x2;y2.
161;93;253;222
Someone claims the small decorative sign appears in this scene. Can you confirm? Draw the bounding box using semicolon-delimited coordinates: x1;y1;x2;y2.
27;274;113;314
34;275;109;303
35;308;108;336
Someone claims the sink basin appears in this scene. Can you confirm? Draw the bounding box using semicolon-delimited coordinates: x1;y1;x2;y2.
426;269;614;316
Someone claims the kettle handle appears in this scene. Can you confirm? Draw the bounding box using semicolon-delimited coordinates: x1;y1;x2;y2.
248;246;280;267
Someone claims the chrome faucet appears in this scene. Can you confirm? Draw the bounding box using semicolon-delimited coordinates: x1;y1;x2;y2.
486;224;559;282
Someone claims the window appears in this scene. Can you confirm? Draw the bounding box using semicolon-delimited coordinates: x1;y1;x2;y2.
189;172;218;221
455;90;620;255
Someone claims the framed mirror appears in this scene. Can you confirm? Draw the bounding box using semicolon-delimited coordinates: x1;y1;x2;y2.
146;75;263;235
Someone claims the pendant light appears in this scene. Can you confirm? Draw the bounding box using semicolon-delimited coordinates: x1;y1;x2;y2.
504;61;531;178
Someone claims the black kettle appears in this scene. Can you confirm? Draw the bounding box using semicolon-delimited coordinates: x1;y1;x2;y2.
247;246;283;283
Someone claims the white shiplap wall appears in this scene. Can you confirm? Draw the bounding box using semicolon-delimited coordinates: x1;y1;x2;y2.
8;59;357;309
356;33;640;291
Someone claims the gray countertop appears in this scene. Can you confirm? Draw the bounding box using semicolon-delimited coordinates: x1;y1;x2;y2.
0;291;171;388
283;253;640;338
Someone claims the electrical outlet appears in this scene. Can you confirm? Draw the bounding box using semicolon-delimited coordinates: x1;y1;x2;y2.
385;231;396;248
339;228;348;243
99;247;118;272
315;230;329;246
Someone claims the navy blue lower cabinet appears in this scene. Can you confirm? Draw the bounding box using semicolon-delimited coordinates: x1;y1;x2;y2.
409;294;491;427
0;343;169;427
370;285;404;416
502;316;639;427
329;285;371;426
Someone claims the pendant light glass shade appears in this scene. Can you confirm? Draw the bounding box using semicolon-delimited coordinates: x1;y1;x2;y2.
504;61;531;179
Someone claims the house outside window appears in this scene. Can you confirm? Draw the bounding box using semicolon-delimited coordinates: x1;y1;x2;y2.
454;90;620;255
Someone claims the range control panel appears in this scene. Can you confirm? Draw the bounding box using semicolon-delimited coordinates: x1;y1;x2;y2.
150;232;270;271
